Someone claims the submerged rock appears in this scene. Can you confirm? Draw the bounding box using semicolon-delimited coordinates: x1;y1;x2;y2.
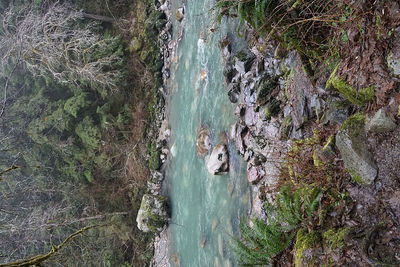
212;218;219;232
206;143;229;175
196;124;211;157
336;114;378;185
366;108;396;133
136;194;169;233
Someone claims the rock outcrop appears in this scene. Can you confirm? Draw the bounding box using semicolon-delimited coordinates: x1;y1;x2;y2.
136;194;169;233
336;114;378;185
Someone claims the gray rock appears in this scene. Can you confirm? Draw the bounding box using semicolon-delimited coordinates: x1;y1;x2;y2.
336;115;378;185
136;194;169;232
247;165;262;184
366;108;396;133
280;116;292;140
227;83;240;103
387;46;400;77
233;50;255;74
323;98;349;126
223;65;235;84
206;143;229;175
286;54;315;129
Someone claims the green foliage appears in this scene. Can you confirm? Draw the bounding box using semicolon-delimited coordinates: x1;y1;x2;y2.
213;0;354;78
64;93;89;118
231;218;293;266
294;229;321;267
326;65;375;106
274;185;322;231
75;116;101;151
148;141;160;170
323;227;350;251
232;185;322;265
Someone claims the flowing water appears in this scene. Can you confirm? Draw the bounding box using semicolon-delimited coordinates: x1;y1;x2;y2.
164;1;250;266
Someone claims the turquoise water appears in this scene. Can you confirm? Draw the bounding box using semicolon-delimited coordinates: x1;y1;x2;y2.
165;1;250;266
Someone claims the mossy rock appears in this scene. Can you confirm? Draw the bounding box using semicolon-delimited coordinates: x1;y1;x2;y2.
136;194;169;233
336;114;377;185
264;99;280;120
148;141;161;170
295;229;321;267
256;75;279;105
326;65;375;106
280;116;292;140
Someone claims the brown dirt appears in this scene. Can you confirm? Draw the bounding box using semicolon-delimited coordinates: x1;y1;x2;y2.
337;0;400;108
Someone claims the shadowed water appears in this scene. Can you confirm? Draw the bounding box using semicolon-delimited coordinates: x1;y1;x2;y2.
164;1;250;266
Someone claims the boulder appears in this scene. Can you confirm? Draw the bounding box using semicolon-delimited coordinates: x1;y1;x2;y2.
223;65;235;84
227;83;240;103
336;114;378;185
136;194;169;232
366;108;396;133
233;50;255;74
176;7;184;22
206;143;229;175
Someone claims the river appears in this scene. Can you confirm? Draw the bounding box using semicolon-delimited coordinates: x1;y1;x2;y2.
163;0;251;266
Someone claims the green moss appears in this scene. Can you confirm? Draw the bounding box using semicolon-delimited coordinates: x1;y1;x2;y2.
326;65;375;106
264;100;280;120
323;227;350;251
280;116;292;140
257;76;279;104
128;37;142;53
148;141;160;170
347;169;365;185
234;50;248;62
339;113;365;132
295;229;321;267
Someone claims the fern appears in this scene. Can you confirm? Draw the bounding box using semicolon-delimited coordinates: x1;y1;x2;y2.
230;218;292;266
231;185;323;266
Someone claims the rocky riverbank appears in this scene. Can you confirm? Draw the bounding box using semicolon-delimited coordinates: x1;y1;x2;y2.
219;20;400;265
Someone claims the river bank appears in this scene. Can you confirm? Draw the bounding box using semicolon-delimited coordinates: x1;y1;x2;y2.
212;1;400;265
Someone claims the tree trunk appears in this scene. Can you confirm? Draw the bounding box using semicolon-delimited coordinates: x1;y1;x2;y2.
80;12;114;23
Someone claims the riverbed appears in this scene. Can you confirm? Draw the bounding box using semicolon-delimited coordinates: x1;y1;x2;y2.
163;0;250;266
